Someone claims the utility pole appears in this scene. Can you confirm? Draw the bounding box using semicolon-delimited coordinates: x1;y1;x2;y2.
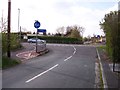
7;0;11;58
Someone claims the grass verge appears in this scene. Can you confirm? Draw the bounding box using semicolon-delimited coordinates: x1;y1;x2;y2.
98;61;104;89
98;45;106;52
2;56;21;69
97;46;105;89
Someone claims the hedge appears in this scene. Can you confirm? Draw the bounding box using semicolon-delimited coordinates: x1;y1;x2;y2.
28;36;83;44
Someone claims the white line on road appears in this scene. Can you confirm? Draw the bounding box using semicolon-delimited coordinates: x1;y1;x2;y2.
26;64;59;83
73;46;76;55
64;56;73;61
26;45;76;83
64;46;76;61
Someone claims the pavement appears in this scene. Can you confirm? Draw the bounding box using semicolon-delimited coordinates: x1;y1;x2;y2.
97;48;120;89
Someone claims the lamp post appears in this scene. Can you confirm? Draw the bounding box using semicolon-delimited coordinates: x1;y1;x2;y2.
7;0;11;58
18;8;20;32
18;8;21;42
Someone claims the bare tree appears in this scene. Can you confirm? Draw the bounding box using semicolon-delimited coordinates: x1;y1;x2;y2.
0;11;7;33
56;26;65;35
65;25;85;38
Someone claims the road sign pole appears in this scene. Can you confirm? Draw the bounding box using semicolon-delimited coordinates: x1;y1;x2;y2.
36;29;38;53
34;20;40;53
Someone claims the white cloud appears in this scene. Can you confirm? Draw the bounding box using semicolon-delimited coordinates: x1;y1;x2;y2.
0;0;118;37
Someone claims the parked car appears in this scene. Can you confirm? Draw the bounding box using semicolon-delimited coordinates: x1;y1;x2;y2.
27;38;46;43
83;41;92;45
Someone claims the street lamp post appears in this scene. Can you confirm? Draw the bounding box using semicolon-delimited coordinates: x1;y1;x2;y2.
18;8;21;42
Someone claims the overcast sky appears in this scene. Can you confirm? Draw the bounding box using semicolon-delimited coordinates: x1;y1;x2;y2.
0;0;119;37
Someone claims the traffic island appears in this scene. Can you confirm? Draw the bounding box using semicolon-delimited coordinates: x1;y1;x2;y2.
16;49;49;62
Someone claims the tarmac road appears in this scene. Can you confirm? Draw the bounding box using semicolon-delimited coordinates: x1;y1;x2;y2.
3;44;97;88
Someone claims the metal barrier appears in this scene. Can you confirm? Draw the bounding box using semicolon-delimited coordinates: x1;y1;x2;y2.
36;41;46;53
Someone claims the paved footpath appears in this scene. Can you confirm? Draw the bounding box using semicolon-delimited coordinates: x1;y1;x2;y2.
98;49;120;89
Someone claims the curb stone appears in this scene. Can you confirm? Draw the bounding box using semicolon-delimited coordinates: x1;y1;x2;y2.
96;48;108;88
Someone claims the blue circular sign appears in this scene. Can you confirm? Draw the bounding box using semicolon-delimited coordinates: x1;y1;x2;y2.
34;21;40;28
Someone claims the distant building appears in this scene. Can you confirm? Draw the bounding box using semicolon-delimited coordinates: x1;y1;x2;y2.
91;35;106;43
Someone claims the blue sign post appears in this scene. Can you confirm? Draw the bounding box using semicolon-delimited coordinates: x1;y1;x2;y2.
34;20;41;53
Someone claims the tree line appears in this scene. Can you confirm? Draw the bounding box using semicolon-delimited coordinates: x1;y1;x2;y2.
55;25;84;40
99;10;120;63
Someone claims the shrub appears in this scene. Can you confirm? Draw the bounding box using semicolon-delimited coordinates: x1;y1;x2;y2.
2;33;21;54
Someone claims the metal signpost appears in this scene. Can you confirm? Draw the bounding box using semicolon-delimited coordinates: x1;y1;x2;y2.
34;20;41;52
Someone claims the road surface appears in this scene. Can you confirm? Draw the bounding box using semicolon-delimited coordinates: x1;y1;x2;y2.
3;44;97;88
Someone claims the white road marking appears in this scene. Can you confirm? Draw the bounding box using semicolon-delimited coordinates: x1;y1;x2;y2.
64;56;73;61
64;46;76;61
73;46;76;51
26;64;59;83
73;46;76;55
73;51;75;55
26;45;77;83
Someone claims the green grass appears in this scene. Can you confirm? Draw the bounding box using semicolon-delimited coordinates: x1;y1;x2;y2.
97;46;105;89
2;56;21;69
98;45;106;51
98;62;104;89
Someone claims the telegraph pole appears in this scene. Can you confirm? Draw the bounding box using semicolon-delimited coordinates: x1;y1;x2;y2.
7;0;11;58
